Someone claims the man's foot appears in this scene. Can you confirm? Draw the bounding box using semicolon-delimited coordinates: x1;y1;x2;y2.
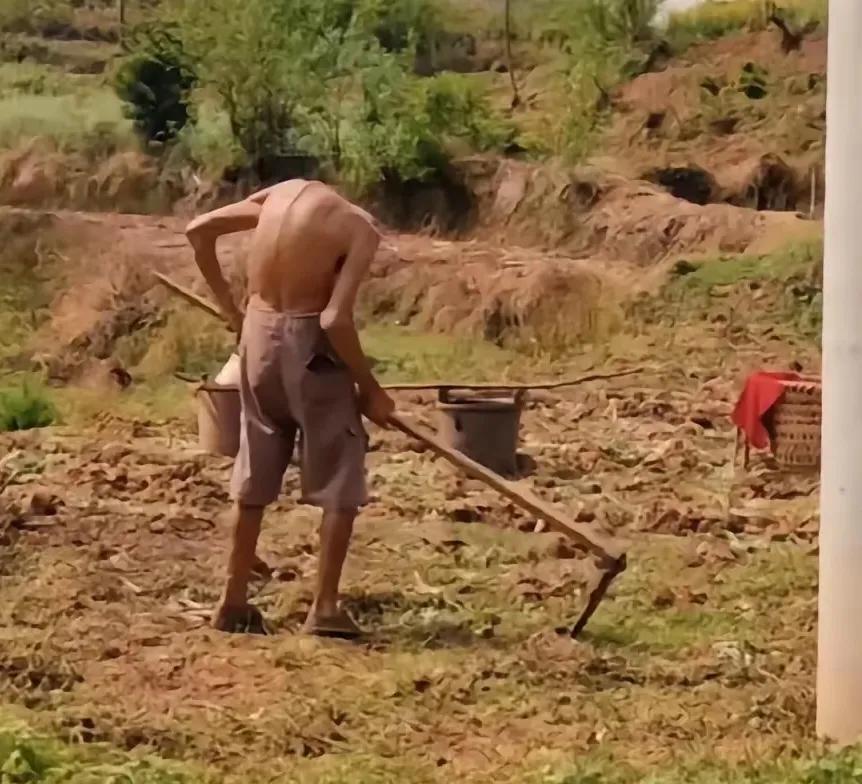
302;605;362;640
212;603;269;635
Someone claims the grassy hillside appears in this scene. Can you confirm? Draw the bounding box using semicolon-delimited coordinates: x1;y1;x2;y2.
0;0;828;213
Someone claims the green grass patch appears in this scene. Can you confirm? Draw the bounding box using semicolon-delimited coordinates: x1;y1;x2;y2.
637;240;824;341
669;240;820;289
665;0;827;46
0;89;131;152
0;61;131;152
0;61;80;96
361;324;532;384
589;542;815;653
0;384;56;431
131;306;236;380
543;747;862;784
0;710;210;783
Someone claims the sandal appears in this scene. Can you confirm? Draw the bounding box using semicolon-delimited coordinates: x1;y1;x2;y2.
212;604;270;635
302;608;363;640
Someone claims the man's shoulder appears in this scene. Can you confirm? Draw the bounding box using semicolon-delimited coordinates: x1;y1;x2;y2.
343;201;382;238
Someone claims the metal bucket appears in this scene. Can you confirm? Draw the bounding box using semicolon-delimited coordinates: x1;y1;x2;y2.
436;388;525;476
196;383;241;458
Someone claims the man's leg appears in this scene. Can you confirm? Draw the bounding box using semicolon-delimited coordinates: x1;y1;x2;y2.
213;502;268;633
314;508;356;616
305;508;361;636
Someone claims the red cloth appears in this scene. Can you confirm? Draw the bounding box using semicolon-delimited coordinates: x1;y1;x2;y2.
732;371;802;450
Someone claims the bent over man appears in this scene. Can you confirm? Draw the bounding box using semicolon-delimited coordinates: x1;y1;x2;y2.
185;180;395;638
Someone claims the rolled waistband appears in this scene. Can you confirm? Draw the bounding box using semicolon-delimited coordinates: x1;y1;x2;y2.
245;303;322;320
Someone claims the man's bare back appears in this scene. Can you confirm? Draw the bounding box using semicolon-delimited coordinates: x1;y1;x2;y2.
185;179;392;427
246;180;378;314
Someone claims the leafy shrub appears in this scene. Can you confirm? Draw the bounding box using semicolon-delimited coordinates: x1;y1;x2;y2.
354;0;441;54
178;0;339;162
173;100;244;178
0;735;55;781
533;0;661;162
0;385;57;432
581;0;659;46
166;0;508;187
336;65;510;194
114;24;197;144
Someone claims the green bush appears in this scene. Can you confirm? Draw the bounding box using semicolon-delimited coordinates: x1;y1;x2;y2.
114;24;197;144
530;0;661;163
173;99;243;178
177;0;341;162
161;0;508;186
354;0;441;54
581;0;659;46
336;65;510;194
0;385;57;432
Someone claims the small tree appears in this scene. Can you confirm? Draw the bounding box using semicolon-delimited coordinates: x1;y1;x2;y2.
114;24;196;144
178;0;317;163
169;0;508;187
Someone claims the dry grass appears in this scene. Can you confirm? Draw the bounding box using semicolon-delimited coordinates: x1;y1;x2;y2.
369;261;617;356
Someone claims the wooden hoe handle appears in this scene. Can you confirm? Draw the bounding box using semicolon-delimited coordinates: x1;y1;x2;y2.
388;412;625;566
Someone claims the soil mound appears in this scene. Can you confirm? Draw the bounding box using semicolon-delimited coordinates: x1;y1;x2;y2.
0;142;182;214
460;158;819;264
364;236;614;347
603;29;826;214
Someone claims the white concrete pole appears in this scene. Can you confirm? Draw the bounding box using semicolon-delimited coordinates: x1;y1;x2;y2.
817;0;862;744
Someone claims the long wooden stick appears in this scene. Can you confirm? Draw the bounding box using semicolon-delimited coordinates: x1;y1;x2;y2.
153;271;232;328
389;412;625;564
382;367;644;392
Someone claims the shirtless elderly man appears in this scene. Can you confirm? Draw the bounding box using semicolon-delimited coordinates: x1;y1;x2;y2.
185;180;395;638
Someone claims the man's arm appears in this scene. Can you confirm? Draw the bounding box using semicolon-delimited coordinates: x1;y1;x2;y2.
184;198;263;333
320;213;394;426
320;214;378;393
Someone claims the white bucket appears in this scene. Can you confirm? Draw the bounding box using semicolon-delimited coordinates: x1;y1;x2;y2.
195;354;241;457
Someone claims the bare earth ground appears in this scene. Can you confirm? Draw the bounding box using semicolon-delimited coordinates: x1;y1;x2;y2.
0;202;823;781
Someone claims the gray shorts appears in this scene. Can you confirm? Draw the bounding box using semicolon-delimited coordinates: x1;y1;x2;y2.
230;305;368;510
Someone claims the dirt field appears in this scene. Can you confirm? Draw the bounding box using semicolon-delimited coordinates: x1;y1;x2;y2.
0;405;820;782
0;208;825;781
0;8;836;779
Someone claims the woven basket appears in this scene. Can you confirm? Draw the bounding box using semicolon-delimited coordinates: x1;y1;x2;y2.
764;378;821;469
